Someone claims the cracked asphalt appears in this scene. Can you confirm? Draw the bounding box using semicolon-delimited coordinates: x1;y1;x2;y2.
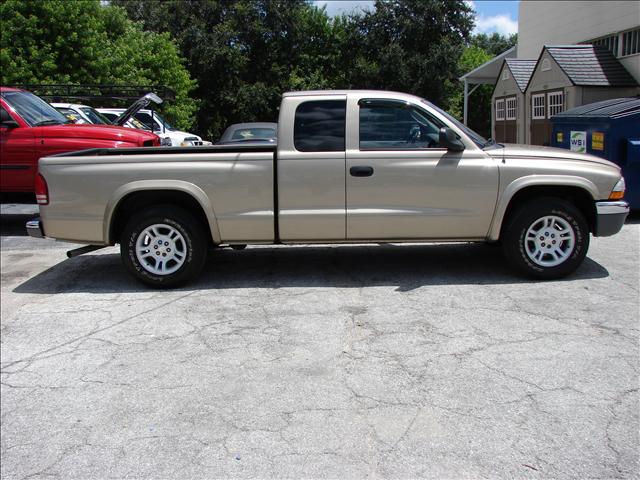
1;204;639;479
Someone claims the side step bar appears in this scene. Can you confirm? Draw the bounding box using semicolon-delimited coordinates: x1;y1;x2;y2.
66;245;106;258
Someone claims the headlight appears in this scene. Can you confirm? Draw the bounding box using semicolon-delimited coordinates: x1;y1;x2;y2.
160;137;172;146
609;177;625;200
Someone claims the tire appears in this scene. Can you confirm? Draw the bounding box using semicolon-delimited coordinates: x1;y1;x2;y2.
502;197;589;279
120;205;207;288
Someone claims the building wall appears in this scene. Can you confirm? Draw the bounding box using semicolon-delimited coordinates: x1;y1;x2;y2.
579;86;640;104
525;50;573;143
619;56;640;82
492;65;526;142
518;1;640;60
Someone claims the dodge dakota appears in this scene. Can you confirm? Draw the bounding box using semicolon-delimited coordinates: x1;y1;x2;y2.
27;90;629;287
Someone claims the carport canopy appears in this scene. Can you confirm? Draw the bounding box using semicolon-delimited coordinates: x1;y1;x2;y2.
459;46;517;125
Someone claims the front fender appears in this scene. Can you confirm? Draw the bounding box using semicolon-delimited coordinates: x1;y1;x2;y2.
488;175;598;241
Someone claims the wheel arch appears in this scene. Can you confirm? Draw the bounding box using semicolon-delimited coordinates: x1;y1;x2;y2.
104;181;221;245
489;176;598;241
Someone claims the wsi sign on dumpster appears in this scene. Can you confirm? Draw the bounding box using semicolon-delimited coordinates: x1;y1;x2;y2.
570;131;587;153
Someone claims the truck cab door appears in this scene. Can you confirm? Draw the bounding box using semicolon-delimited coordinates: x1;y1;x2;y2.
277;96;347;241
0;105;36;193
345;97;499;240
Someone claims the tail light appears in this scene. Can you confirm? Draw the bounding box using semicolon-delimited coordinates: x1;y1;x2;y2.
35;173;49;205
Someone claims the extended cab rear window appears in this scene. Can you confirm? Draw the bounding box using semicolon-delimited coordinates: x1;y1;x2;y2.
294;100;346;152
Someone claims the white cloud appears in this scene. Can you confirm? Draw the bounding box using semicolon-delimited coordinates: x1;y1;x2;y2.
473;14;518;36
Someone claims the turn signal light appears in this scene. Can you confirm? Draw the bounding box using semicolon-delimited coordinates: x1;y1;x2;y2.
35;173;49;205
609;191;624;200
608;177;625;200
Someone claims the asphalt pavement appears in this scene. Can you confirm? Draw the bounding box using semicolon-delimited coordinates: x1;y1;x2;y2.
1;204;638;479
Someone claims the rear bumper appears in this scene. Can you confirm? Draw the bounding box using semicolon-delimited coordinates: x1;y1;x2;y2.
594;201;629;237
26;217;44;239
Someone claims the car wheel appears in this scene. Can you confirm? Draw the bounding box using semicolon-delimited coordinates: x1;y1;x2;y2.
502;198;589;279
120;205;207;288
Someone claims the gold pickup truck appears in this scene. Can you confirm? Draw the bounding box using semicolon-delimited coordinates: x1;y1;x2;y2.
27;90;629;287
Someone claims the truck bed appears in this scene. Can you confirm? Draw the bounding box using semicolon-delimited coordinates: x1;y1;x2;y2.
39;145;278;245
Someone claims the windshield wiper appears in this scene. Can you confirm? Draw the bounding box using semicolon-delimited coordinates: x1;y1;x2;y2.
482;138;497;149
34;119;63;126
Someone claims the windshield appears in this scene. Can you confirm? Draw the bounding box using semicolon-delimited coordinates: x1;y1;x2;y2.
1;91;70;126
153;112;173;131
80;107;111;125
421;99;489;148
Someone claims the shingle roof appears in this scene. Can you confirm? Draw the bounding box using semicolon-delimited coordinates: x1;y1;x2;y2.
545;45;638;87
504;59;537;92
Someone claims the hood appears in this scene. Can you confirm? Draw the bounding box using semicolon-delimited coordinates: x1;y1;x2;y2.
39;123;158;143
486;143;618;169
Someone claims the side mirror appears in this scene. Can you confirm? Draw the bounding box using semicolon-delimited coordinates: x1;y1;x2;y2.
439;127;465;152
1;109;19;129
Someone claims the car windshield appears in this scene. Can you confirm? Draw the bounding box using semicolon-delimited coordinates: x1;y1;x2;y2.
80;107;111;125
2;91;70;126
231;127;277;140
421;99;489;148
153;112;173;131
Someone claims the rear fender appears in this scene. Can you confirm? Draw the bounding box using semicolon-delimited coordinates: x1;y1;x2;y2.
104;180;221;244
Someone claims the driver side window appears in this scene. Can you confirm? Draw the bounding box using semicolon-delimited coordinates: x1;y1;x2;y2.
359;100;444;150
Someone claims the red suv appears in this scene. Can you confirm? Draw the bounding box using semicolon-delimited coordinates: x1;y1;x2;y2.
0;87;161;194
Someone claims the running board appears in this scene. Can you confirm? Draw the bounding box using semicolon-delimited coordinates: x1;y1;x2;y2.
66;245;106;258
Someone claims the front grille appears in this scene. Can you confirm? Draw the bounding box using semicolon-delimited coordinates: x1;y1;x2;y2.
184;137;203;146
143;139;155;147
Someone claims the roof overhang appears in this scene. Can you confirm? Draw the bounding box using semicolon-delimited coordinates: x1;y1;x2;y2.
459;46;517;85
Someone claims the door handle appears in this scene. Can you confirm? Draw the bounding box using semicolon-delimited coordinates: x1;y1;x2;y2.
350;166;374;177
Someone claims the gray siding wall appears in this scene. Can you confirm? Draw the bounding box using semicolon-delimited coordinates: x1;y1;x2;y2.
492;64;526;142
525;51;573;143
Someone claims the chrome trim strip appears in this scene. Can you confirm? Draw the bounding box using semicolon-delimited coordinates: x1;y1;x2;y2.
596;201;630;215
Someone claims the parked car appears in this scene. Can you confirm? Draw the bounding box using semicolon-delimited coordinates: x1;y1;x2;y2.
51;102;113;125
97;108;208;146
0;87;162;194
29;90;628;287
217;122;277;145
51;101;172;146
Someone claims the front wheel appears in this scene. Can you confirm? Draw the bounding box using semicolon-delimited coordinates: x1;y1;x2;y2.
120;206;207;288
502;198;590;279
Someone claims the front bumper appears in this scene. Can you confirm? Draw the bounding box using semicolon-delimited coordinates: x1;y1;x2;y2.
26;217;44;238
594;201;629;237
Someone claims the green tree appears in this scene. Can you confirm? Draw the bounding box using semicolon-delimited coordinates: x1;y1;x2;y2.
344;0;475;109
448;45;493;137
115;0;352;139
0;0;197;130
472;32;517;56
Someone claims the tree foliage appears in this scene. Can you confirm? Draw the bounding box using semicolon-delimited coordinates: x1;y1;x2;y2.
115;0;475;139
2;0;516;140
0;0;197;130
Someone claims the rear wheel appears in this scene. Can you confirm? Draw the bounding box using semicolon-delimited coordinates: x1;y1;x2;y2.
120;206;207;287
502;198;589;279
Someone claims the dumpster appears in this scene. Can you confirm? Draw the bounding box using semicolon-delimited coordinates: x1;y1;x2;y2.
551;97;640;209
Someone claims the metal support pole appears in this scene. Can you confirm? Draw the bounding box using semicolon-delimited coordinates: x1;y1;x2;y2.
463;79;468;125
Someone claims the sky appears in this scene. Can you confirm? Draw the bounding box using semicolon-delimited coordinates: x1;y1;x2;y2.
313;1;519;36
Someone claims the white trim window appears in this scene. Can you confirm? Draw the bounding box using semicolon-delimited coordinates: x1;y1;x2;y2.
622;28;639;57
495;98;505;121
506;97;517;120
531;93;546;120
502;69;509;81
547;91;564;118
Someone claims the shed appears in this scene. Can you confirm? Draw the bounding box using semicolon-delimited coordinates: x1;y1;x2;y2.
526;45;639;146
551;97;640;208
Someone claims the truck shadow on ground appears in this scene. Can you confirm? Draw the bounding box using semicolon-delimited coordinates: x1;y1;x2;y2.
13;243;609;294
